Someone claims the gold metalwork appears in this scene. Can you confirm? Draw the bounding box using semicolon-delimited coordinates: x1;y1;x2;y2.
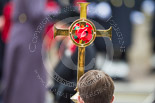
53;2;112;103
54;26;69;38
78;2;90;19
96;27;112;40
77;47;85;81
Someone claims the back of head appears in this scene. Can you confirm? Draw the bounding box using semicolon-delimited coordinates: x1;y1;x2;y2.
78;70;115;103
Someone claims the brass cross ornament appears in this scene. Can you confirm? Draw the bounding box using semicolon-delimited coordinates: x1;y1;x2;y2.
54;2;112;103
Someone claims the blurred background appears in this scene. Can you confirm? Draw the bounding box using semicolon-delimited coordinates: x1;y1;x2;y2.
0;0;155;103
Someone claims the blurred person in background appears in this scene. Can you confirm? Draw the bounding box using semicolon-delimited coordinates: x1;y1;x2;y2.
0;1;12;86
0;0;10;82
2;0;48;103
0;0;6;102
0;3;5;83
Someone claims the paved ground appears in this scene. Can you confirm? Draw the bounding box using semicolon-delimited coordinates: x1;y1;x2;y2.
114;72;155;103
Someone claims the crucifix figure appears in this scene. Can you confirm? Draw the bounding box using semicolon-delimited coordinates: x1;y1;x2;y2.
54;2;112;103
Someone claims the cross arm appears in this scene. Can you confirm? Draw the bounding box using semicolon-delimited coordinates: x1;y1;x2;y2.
54;25;69;38
96;26;112;40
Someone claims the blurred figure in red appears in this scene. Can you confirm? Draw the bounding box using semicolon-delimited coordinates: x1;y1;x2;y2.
0;0;10;84
1;2;12;43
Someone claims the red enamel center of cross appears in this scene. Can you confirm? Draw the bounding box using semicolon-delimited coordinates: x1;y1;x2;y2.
72;22;93;44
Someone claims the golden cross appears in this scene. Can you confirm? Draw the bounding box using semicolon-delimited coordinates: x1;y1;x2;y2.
54;2;112;103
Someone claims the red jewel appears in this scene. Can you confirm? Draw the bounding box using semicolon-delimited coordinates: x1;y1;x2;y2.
73;23;93;43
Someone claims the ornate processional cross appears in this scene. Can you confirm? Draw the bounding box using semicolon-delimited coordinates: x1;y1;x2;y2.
54;2;112;103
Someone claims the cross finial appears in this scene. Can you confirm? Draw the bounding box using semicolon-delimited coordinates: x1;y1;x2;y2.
78;2;90;19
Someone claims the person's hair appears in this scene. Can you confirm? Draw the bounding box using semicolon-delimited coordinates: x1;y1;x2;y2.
78;70;115;103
